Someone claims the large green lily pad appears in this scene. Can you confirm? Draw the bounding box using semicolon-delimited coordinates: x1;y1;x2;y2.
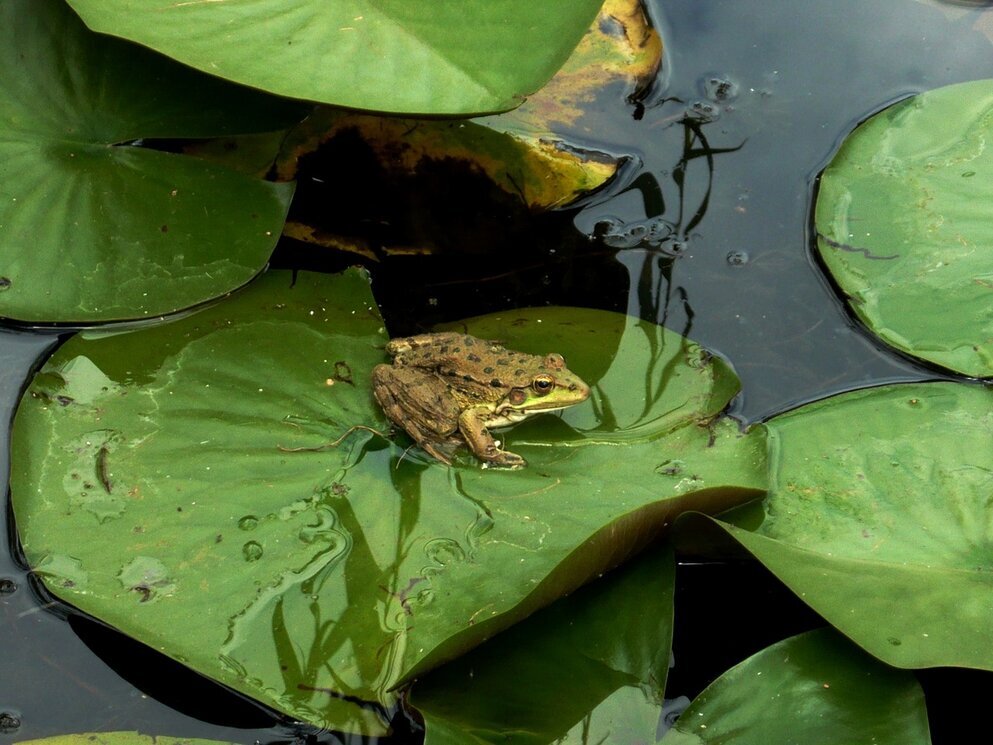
815;79;993;377
685;382;993;670
411;545;675;745
11;269;765;733
66;0;605;116
660;629;930;745
0;0;302;323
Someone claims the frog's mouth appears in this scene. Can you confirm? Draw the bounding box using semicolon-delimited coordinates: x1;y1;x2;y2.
490;403;571;428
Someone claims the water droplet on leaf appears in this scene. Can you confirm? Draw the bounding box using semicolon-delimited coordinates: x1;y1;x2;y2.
243;541;264;562
423;538;466;573
117;556;175;602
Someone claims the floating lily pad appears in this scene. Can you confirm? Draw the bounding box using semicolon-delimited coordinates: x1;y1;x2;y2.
0;0;303;323
684;382;993;670
11;269;764;733
659;629;930;745
411;545;675;745
815;79;993;377
66;0;605;116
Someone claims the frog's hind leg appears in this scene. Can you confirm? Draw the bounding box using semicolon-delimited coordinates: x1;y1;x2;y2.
401;422;462;465
372;365;461;465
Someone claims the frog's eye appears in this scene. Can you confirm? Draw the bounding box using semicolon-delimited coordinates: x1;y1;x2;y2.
532;375;554;395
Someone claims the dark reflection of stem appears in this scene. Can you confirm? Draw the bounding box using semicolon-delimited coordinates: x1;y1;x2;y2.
615;117;740;423
617;171;667;217
676;119;743;238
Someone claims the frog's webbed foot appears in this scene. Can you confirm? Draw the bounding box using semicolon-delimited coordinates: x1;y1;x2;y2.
485;449;527;469
458;409;527;469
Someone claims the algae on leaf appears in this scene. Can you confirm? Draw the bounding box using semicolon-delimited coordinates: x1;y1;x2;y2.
0;0;303;323
685;382;993;671
815;79;993;377
66;0;606;116
11;270;764;733
660;629;930;745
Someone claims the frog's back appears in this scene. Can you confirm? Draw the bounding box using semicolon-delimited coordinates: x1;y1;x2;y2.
387;333;542;389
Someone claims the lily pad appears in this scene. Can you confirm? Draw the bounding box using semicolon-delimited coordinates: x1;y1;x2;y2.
0;0;302;323
659;629;930;745
11;269;765;733
683;382;993;670
815;79;993;377
66;0;605;116
411;545;675;745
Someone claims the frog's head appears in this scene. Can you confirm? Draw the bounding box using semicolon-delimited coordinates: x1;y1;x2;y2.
499;353;590;420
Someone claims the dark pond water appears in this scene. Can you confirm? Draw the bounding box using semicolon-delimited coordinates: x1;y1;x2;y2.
3;0;992;742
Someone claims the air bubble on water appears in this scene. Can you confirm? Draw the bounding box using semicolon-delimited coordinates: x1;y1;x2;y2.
726;250;749;266
703;75;739;102
687;100;720;122
242;541;264;562
597;216;675;249
0;712;21;734
238;515;259;531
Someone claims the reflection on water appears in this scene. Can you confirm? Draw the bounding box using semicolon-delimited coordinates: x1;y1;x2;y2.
5;0;993;742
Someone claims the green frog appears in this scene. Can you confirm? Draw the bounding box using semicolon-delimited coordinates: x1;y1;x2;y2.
372;332;590;468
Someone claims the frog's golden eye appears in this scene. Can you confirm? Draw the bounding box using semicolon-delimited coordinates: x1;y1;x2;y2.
532;375;554;395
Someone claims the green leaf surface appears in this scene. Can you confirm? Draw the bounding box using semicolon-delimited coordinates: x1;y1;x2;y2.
411;545;675;745
0;0;304;323
11;269;765;733
14;735;238;745
815;79;993;377
66;0;606;116
684;382;993;670
659;629;930;745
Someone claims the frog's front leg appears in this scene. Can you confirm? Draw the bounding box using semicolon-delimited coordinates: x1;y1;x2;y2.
458;407;527;469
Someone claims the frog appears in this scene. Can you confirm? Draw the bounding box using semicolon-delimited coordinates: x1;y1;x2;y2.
371;332;590;468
